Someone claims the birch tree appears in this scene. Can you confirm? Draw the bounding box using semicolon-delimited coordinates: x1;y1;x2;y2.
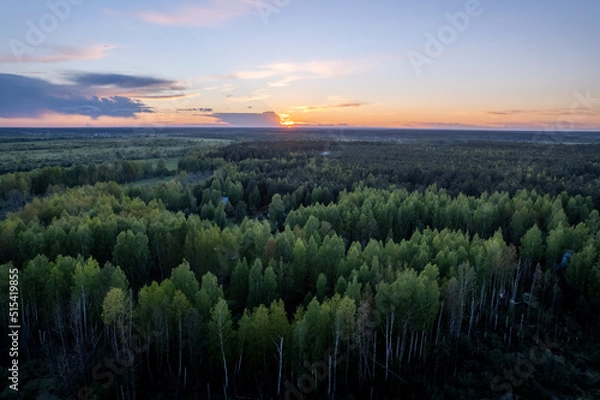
209;298;233;390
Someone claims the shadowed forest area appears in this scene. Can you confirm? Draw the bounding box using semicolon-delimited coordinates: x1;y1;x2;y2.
1;129;599;399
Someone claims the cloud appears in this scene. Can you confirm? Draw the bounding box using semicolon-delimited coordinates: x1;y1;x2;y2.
203;83;236;91
177;107;213;113
301;102;367;112
136;0;255;27
69;72;181;90
487;107;599;117
135;94;197;100
268;76;302;87
225;90;271;102
291;96;371;113
486;110;529;116
64;72;192;100
217;60;365;87
0;73;153;119
403;122;497;130
0;44;115;64
212;111;281;127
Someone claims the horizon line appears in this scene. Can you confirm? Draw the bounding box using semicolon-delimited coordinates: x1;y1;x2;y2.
0;126;599;133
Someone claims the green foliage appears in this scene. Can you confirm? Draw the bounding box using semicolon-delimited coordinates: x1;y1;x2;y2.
101;287;130;326
316;273;327;302
230;259;249;311
170;260;200;302
3;137;600;399
208;298;234;375
197;271;223;318
269;193;286;230
520;224;544;263
113;229;150;291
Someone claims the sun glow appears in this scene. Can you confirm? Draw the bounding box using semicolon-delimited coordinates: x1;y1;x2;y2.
278;113;296;127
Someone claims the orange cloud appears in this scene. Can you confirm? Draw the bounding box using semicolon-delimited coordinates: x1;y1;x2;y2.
290;96;371;113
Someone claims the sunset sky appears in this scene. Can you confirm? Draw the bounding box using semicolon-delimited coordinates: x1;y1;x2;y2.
1;0;599;129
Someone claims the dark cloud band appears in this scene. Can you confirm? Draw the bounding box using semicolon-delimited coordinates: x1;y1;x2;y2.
0;73;153;119
69;73;180;89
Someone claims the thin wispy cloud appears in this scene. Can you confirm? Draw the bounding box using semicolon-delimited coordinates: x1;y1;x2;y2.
268;76;302;87
225;89;271;102
136;0;256;27
177;107;214;113
217;60;366;87
0;44;115;64
134;94;198;101
203;83;236;91
404;122;498;130
291;96;371;113
487;107;599;117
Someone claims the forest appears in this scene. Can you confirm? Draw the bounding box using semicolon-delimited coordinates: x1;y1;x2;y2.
1;129;599;399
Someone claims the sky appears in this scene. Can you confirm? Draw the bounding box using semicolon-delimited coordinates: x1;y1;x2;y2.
0;0;599;129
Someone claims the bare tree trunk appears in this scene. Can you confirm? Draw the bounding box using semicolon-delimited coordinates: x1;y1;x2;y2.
419;331;426;363
407;330;415;365
276;336;284;396
333;334;338;398
399;323;407;372
468;296;475;338
385;311;395;381
372;331;377;380
526;265;539;319
435;302;443;348
219;332;229;389
82;287;88;338
384;315;390;382
489;286;496;324
328;353;332;398
510;258;523;311
478;283;485;326
236;347;243;375
178;317;182;381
